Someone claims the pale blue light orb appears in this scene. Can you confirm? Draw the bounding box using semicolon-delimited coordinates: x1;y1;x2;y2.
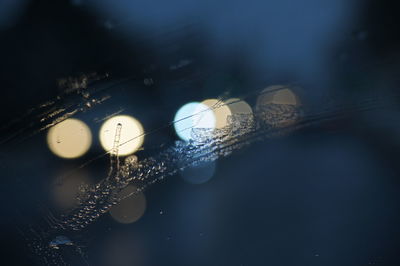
174;102;216;141
180;161;217;184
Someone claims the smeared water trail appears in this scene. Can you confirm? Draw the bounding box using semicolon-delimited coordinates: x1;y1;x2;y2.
0;73;111;146
13;83;399;265
49;92;398;231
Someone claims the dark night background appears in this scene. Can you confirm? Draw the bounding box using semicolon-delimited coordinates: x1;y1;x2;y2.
1;0;400;265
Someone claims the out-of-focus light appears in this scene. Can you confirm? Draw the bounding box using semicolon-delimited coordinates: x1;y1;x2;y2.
99;115;144;156
200;99;232;129
109;185;146;224
101;231;146;266
52;171;92;210
174;102;200;141
255;85;301;127
47;118;92;159
225;98;253;115
180;161;216;184
174;102;216;141
257;85;300;106
193;102;216;129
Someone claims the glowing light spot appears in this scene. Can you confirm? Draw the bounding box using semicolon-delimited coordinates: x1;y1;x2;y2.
102;232;146;266
200;99;232;129
99;115;144;156
256;85;300;106
174;102;199;141
109;185;146;224
174;102;216;141
255;85;301;127
225;98;253;115
47;118;92;159
193;102;216;129
52;170;92;210
193;103;216;128
180;161;217;184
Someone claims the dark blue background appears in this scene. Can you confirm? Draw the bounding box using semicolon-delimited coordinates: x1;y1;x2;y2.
1;0;400;265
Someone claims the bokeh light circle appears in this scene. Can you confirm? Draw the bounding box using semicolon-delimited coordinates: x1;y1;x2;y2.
109;185;146;224
47;118;92;159
174;102;216;141
256;85;300;106
99;115;144;156
225;98;253;115
180;161;217;184
255;85;301;127
52;170;92;210
200;99;232;129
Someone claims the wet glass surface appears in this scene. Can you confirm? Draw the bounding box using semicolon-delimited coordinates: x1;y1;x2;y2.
1;1;400;265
